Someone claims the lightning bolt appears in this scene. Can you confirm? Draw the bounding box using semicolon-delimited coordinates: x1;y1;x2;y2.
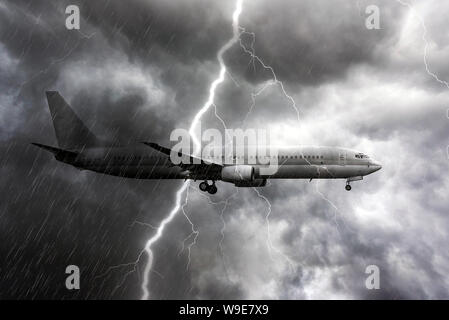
139;0;244;300
129;220;157;230
252;187;296;272
189;0;243;151
194;186;239;279
140;180;190;300
217;193;235;279
238;29;301;125
178;185;199;270
95;182;191;298
396;0;449;89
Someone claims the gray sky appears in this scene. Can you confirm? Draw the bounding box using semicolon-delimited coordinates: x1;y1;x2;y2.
1;0;449;299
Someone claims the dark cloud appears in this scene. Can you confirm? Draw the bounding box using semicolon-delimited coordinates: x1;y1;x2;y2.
231;0;405;85
1;0;449;300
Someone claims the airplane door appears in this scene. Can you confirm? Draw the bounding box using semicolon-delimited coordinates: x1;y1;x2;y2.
339;152;346;166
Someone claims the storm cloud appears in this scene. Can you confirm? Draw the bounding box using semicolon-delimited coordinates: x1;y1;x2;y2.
1;0;449;299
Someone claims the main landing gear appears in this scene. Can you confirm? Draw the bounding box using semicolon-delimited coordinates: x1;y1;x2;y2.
345;183;352;191
199;181;217;194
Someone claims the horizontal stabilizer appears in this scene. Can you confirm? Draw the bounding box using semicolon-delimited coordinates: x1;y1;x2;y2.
31;142;78;158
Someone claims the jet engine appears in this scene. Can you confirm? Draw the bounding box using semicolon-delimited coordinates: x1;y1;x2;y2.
221;165;255;183
221;165;267;187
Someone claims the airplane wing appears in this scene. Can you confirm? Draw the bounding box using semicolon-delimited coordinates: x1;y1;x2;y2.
142;142;223;178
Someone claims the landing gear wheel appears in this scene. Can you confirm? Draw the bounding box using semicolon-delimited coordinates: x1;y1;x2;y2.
208;184;218;195
345;184;352;191
199;181;209;192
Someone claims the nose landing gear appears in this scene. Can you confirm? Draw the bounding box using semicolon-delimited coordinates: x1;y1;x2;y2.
345;176;363;191
199;181;217;194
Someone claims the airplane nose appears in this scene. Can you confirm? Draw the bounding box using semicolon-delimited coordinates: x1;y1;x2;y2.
371;160;382;172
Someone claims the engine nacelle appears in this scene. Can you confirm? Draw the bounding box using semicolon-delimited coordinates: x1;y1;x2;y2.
221;165;255;183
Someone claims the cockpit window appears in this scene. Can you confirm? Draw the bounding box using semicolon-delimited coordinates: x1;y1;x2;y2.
355;153;369;159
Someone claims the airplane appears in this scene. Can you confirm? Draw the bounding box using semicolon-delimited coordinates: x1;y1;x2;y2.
32;91;382;194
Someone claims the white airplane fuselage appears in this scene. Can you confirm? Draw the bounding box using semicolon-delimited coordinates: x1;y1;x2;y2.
61;145;381;182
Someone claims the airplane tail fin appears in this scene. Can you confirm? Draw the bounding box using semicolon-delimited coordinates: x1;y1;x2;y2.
45;91;103;150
